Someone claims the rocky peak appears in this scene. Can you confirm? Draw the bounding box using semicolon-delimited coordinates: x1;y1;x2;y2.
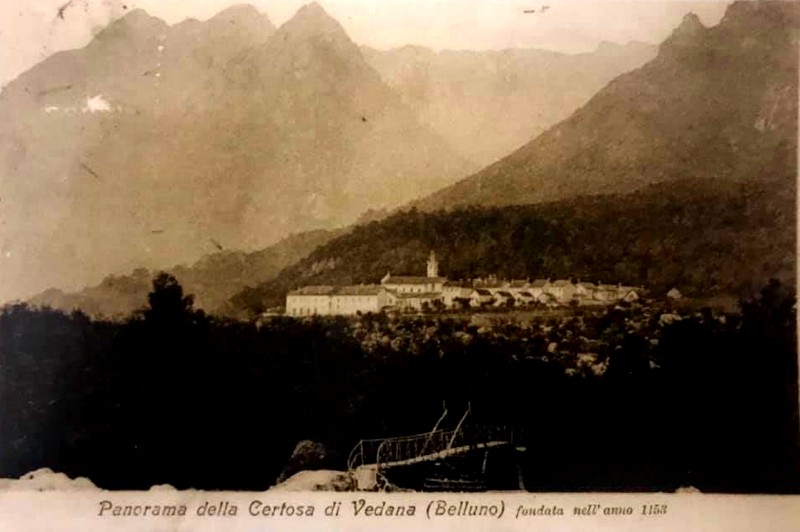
264;0;365;76
278;2;350;42
89;8;168;48
107;8;168;34
671;13;705;39
719;0;800;31
206;3;275;34
200;3;275;49
656;12;707;57
211;3;262;20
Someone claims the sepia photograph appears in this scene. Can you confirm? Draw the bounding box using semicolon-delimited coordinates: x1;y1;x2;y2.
0;0;797;504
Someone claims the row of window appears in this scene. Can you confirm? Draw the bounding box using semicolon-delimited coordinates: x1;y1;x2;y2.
385;285;440;294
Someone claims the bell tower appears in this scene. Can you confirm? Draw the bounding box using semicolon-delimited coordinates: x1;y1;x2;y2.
427;250;439;278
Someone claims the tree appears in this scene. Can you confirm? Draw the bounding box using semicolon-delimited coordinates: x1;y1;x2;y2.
736;279;799;489
143;272;195;324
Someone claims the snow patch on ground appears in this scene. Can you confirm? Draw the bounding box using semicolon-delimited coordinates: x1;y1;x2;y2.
270;470;355;492
42;94;117;115
85;94;112;113
148;484;178;491
0;468;98;491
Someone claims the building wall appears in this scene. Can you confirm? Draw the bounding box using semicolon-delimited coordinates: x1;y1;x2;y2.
396;295;443;311
331;294;382;315
287;291;393;316
384;281;443;294
286;294;332;316
442;287;471;307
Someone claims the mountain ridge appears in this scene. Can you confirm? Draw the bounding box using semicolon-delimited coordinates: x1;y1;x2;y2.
0;2;472;303
228;0;798;316
7;1;795;309
362;40;657;166
414;0;798;211
28;228;341;318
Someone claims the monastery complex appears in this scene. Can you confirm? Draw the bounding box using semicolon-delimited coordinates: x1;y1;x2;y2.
285;252;642;317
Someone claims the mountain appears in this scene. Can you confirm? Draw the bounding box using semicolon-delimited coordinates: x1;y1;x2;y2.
29;228;339;318
231;177;795;315
416;1;798;211
227;1;798;316
0;3;472;303
362;41;657;166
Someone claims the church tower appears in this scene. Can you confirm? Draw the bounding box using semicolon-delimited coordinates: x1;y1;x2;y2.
427;250;439;278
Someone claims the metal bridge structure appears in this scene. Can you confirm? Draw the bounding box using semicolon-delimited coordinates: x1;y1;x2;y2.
347;405;524;491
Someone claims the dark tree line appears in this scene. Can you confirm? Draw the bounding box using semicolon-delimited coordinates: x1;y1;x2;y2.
232;177;795;315
1;275;798;492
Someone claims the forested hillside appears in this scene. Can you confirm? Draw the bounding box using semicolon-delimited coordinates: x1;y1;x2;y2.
30;229;339;318
232;178;795;315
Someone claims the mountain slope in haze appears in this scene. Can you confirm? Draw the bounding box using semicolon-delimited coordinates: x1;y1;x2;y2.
0;3;472;303
29;229;339;318
362;41;657;166
417;1;798;211
232;177;795;314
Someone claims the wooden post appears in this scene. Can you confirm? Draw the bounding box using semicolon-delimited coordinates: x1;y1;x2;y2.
420;407;448;457
447;404;471;450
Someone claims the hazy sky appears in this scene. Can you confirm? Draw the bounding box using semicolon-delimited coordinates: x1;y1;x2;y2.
1;0;730;86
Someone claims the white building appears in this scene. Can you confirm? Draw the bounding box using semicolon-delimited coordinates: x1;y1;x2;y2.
286;249;645;315
286;286;335;316
286;285;395;316
443;281;473;307
469;288;494;307
287;251;446;316
380;251;445;294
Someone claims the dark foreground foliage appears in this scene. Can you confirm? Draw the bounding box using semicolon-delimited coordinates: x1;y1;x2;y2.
1;276;798;492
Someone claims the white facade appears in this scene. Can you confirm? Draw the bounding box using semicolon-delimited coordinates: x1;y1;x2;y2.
443;283;472;307
286;286;393;316
382;277;445;294
286;250;644;315
394;292;444;311
286;288;335;316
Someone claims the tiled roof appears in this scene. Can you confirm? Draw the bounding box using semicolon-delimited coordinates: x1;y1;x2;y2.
444;281;472;288
474;280;505;289
289;285;336;295
382;276;445;285
393;292;443;299
531;279;549;288
496;291;514;298
551;280;573;287
336;285;384;295
516;291;534;297
289;285;384;296
473;288;493;296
